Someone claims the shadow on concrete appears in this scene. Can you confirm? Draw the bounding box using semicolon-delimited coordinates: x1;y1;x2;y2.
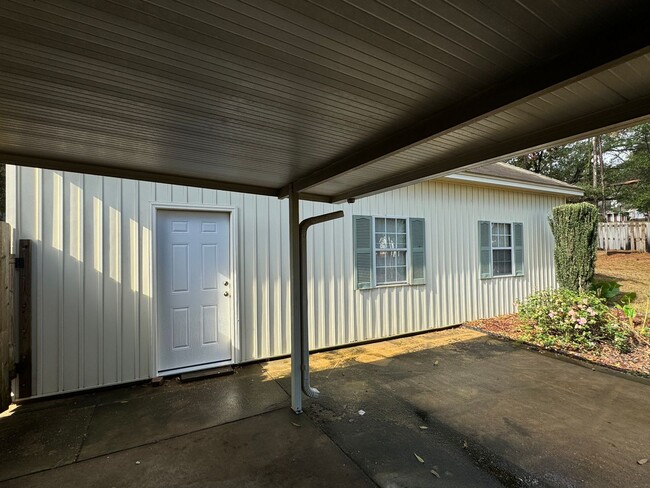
265;329;650;488
2;328;649;487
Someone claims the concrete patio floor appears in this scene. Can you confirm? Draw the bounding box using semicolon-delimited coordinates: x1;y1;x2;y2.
1;328;649;487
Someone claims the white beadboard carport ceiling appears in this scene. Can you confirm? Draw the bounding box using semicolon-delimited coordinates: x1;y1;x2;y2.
0;0;649;202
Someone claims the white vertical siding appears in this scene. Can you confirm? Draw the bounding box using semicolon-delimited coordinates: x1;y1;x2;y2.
9;166;564;397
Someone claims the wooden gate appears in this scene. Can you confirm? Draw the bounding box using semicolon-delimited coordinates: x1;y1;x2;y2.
598;222;648;252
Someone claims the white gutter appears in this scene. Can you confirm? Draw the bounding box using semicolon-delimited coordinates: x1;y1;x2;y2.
444;173;584;197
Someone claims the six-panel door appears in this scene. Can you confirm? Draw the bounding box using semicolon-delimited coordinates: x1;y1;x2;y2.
156;210;231;372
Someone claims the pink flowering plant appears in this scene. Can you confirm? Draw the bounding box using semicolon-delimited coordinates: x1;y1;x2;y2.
517;288;630;352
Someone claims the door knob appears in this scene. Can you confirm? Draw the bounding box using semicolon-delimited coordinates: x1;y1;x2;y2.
224;291;230;297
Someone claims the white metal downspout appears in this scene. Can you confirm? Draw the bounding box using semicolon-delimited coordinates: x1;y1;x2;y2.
299;211;344;399
288;186;344;414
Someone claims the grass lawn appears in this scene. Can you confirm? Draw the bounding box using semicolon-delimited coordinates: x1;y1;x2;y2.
594;251;650;304
465;252;650;376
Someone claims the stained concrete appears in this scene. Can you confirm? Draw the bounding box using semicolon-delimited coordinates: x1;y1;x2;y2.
0;364;288;482
2;328;649;487
266;328;650;488
0;404;94;481
1;408;375;488
79;364;287;460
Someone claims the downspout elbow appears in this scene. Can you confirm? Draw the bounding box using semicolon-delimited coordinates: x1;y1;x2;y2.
298;211;344;399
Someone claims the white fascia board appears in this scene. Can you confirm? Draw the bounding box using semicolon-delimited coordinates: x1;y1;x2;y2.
444;173;584;197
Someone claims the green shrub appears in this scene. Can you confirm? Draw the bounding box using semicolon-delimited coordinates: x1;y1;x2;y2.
590;280;620;302
518;288;631;352
590;280;637;305
549;203;599;291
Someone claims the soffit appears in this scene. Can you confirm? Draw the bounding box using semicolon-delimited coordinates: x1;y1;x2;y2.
0;0;648;200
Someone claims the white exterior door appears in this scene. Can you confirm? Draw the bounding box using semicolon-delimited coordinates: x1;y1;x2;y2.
156;210;232;373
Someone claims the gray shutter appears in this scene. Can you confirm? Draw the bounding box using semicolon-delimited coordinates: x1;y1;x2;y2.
513;222;524;276
409;218;426;285
354;215;373;289
479;221;492;279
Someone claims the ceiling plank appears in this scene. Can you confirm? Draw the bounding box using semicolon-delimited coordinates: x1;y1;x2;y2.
281;15;650;197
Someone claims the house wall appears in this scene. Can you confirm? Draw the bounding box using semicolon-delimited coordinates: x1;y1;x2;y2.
7;165;565;398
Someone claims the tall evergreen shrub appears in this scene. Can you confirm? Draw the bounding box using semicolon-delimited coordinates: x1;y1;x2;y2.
549;203;599;291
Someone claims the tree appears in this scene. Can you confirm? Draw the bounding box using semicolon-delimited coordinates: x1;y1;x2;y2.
508;141;592;186
507;122;650;217
607;124;650;214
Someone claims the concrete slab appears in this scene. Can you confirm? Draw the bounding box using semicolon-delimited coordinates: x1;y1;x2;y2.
0;404;93;481
266;328;650;488
381;335;650;488
305;393;505;488
1;408;375;488
79;364;288;460
3;327;649;487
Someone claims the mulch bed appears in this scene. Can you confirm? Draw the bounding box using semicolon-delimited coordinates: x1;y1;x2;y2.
465;314;650;377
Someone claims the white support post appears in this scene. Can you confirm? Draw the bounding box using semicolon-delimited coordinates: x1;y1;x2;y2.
289;188;303;413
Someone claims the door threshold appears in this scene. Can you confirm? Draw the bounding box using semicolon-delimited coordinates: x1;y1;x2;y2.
179;365;235;383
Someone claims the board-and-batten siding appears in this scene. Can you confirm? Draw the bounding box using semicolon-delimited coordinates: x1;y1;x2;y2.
7;165;564;397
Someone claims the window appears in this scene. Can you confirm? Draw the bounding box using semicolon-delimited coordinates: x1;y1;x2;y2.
491;223;513;276
479;221;524;279
354;216;425;289
374;217;408;285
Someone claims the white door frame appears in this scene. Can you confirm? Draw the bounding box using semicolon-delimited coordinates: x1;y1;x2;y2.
151;203;240;377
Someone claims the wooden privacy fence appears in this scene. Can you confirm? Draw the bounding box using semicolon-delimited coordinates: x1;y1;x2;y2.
0;222;16;411
598;222;649;252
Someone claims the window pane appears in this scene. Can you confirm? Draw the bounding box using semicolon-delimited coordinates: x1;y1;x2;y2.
396;234;407;248
492;249;512;276
375;218;385;232
396;266;407;282
490;222;514;248
503;224;512;247
386;267;395;283
491;223;499;247
376;267;386;284
377;234;395;249
386;219;395;232
396;252;406;265
376;252;386;267
396;219;406;233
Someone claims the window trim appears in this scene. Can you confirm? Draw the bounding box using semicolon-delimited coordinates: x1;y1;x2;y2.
372;216;410;286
